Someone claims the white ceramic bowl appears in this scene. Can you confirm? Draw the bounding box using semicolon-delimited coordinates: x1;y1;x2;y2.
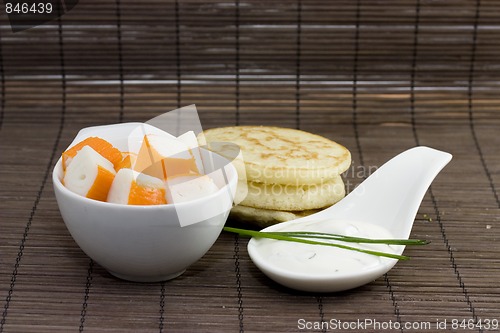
52;123;238;282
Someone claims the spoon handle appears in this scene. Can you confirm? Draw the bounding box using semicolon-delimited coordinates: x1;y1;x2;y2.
296;146;452;239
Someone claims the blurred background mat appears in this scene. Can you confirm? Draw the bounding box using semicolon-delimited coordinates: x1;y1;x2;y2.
1;1;500;332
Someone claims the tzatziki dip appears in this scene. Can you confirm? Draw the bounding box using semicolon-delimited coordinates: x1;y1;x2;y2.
252;219;401;276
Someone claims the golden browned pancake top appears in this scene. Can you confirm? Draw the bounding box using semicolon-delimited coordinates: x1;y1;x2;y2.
203;126;351;185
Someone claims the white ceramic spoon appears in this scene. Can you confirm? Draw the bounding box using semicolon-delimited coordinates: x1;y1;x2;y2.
247;146;452;292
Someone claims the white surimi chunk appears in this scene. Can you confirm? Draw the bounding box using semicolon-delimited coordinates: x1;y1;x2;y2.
165;175;219;204
107;168;165;205
177;131;204;174
63;146;116;199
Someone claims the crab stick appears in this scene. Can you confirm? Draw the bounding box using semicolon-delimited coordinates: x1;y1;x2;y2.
134;134;200;180
115;152;137;172
63;146;116;202
107;168;167;205
165;175;219;204
177;131;204;175
62;137;122;171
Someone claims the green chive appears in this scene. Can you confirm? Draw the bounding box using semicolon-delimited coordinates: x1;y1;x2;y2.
223;226;430;261
265;231;430;246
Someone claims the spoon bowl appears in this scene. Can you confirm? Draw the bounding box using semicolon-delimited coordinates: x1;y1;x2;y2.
248;146;452;292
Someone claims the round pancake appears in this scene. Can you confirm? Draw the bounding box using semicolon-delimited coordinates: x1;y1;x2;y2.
240;176;345;211
202;126;351;185
229;205;320;228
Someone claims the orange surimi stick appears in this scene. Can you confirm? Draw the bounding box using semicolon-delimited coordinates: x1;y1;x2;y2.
107;168;167;205
62;137;123;171
62;133;210;205
63;146;116;202
134;134;200;180
115;152;137;171
165;175;219;204
177;131;205;175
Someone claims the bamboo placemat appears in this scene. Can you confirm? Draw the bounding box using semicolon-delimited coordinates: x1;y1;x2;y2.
1;1;500;332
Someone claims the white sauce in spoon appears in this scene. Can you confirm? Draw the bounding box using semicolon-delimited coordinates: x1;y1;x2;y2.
254;219;402;276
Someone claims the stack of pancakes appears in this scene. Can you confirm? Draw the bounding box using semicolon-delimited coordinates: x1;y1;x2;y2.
202;126;351;228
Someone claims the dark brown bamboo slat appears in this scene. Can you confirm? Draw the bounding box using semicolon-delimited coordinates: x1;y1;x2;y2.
1;1;500;332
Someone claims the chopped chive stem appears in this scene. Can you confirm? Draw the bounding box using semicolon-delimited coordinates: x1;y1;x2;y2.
265;231;430;245
223;227;411;260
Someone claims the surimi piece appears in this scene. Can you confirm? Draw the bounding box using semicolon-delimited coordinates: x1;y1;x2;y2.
115;152;137;171
134;134;200;180
61;131;217;206
62;136;122;171
63;146;116;202
165;175;219;204
177;131;204;174
107;168;167;205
